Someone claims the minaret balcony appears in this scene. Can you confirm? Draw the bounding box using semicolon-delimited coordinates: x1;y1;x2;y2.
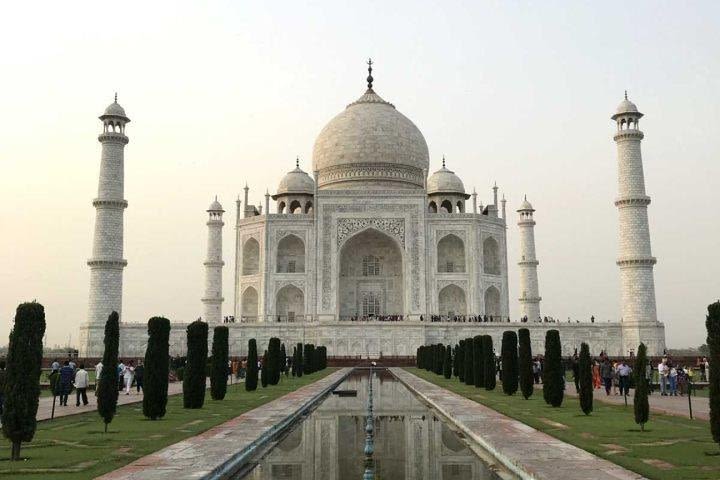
98;132;129;144
87;258;127;269
614;196;650;207
203;260;225;267
517;259;539;266
93;198;128;209
616;256;657;267
613;130;644;141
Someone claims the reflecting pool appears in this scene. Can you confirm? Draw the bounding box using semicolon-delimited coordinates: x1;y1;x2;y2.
237;369;508;480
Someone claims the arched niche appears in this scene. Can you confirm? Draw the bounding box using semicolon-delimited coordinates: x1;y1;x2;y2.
276;234;305;273
483;237;500;275
241;286;259;319
276;284;304;321
484;286;500;317
437;234;465;273
438;284;467;316
242;238;260;275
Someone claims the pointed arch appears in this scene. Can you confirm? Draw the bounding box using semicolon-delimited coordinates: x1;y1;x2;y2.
276;284;304;322
483;237;500;275
241;286;258;319
289;200;302;214
242;238;260;275
277;234;305;273
439;284;466;316
437;234;465;273
428;201;438;213
440;199;453;213
484;286;500;317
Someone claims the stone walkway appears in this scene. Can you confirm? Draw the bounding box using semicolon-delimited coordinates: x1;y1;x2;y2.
538;383;709;420
392;368;646;480
37;378;228;421
98;368;351;480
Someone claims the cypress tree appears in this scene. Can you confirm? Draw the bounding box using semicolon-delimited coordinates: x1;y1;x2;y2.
501;331;519;395
2;302;46;460
296;342;303;377
436;344;445;375
143;317;170;419
443;344;452;379
473;336;483;388
268;338;281;385
633;343;649;430
452;344;460;377
518;328;533;399
280;343;287;376
708;301;720;445
579;342;593;415
429;344;436;373
318;346;327;370
457;341;465;382
464;338;474;386
261;351;269;388
97;312;119;433
291;346;298;377
542;329;564;407
183;320;208;408
483;335;496;391
246;339;259;391
210;326;229;400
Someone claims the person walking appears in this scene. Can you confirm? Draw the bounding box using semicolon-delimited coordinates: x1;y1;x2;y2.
617;360;632;396
658;358;669;396
571;353;580;392
94;361;103;396
134;361;144;394
668;364;678;396
592;360;602;389
123;360;135;395
74;363;89;406
59;360;75;406
51;358;60;374
600;358;614;395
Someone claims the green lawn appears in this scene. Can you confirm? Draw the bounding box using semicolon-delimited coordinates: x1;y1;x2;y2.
406;368;719;480
0;369;335;480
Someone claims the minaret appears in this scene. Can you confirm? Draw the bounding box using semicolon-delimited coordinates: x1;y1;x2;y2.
202;197;225;324
82;95;130;356
612;93;659;354
517;196;541;321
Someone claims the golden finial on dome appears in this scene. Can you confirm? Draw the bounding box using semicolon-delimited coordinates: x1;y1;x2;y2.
367;58;374;90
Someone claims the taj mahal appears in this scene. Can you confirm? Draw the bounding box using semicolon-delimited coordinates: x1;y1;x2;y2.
79;63;666;358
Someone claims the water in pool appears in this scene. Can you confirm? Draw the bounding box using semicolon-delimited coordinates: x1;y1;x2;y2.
237;369;507;480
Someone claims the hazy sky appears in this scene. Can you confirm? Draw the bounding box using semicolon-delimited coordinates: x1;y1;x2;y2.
1;1;718;348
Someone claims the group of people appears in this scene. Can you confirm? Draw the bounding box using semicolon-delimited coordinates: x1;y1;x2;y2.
49;357;145;407
344;315;405;322
577;356;634;396
425;314;508;323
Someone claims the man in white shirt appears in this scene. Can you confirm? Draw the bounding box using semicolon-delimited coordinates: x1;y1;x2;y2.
74;364;90;406
94;362;103;397
658;358;668;396
617;361;632;396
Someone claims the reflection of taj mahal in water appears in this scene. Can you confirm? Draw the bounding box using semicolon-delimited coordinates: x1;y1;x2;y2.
246;371;501;480
79;63;666;357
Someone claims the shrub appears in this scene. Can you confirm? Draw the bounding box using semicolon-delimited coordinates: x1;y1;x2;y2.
210;326;229;400
261;351;268;388
443;344;452;379
501;331;518;395
246;339;259;391
436;344;445;375
473;336;484;388
267;338;281;385
97;312;119;433
183;320;208;408
143;317;170;419
633;343;649;429
296;342;303;377
543;329;564;407
483;335;496;391
518;328;533;399
457;341;465;382
280;343;287;375
318;346;327;370
464;338;474;386
579;342;593;415
452;344;460;377
2;302;46;460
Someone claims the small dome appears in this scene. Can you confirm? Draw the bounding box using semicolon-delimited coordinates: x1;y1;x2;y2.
99;97;130;122
427;161;465;195
615;98;638;115
518;195;534;212
208;198;224;212
276;163;314;196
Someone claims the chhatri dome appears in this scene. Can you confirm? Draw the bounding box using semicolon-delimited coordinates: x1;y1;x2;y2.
312;60;429;190
100;94;129;121
613;91;641;117
276;158;315;196
427;157;466;195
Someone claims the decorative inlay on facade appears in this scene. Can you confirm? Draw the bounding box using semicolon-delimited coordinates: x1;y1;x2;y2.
275;279;306;292
337;218;405;248
436;230;466;242
318;163;424;188
437;279;468;291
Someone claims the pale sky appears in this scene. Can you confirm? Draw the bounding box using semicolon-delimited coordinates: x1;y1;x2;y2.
1;1;718;348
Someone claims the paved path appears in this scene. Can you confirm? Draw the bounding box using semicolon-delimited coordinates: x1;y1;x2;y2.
37;378;231;421
98;368;351;480
393;368;646;480
537;383;709;420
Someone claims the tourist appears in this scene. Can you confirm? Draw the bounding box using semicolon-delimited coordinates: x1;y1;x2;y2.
668;363;678;396
74;363;89;406
592;360;602;389
617;360;632;396
94;361;103;396
646;361;654;394
600;358;613;395
658;358;668;396
678;366;689;396
135;360;144;394
0;361;6;415
699;357;706;382
59;360;75;406
123;360;135;395
117;360;125;391
51;358;60;374
571;353;580;392
532;359;541;384
704;357;710;382
68;357;76;371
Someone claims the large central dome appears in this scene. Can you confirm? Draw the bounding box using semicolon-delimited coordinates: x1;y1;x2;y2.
312;84;429;190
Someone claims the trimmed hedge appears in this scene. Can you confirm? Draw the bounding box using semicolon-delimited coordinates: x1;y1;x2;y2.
210;326;229;400
183;320;208;408
245;339;258;391
542;329;564;407
518;328;533;399
501;331;518;395
97;312;119;432
579;342;593;415
633;343;649;429
143;317;170;419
